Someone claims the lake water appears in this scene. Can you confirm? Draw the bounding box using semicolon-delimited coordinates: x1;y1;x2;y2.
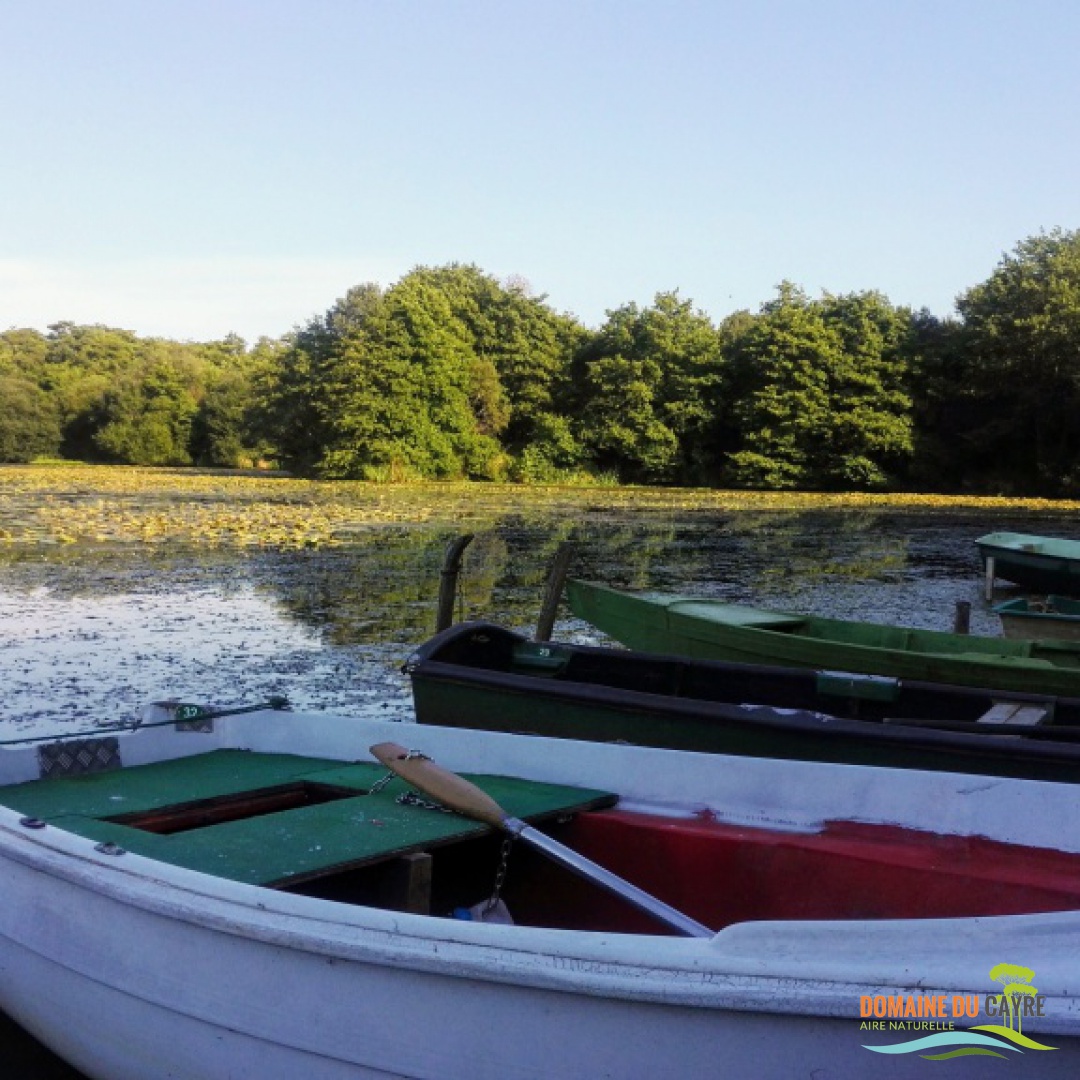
3;504;1079;1076
7;506;1075;737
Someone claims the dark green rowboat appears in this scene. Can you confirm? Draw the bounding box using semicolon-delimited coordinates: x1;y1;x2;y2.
565;579;1080;697
408;621;1080;782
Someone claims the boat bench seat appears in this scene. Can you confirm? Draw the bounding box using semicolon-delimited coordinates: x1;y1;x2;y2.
669;602;806;630
977;702;1050;727
0;750;615;890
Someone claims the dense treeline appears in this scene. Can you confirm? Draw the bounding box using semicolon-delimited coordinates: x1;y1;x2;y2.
3;229;1080;496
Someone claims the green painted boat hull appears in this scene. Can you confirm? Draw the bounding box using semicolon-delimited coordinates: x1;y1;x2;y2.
976;531;1080;596
566;579;1080;697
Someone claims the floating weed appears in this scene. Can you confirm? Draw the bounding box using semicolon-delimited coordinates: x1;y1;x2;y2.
2;465;1080;548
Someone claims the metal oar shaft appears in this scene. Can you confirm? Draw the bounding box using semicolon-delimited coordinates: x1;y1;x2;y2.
369;741;715;940
505;817;713;939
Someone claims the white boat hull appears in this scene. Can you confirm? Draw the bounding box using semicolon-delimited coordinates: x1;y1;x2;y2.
3;713;1080;1078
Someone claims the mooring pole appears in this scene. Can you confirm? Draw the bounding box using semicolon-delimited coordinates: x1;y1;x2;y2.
535;541;575;641
954;600;972;634
436;534;474;632
984;556;996;603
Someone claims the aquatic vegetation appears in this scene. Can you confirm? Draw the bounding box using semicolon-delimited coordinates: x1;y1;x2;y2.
2;466;1079;549
4;467;1079;740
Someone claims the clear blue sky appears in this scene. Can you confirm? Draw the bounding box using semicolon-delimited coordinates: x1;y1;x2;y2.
2;0;1078;342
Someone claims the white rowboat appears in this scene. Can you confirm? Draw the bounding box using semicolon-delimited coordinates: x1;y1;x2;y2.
1;705;1079;1078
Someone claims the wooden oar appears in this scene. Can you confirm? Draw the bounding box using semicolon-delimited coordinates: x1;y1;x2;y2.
370;742;713;938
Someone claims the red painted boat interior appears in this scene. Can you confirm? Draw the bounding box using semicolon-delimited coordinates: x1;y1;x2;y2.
500;808;1080;935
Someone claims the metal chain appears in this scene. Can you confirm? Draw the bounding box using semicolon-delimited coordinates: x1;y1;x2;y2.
396;790;456;813
483;834;516;915
377;756;515;917
366;750;430;797
366;771;398;797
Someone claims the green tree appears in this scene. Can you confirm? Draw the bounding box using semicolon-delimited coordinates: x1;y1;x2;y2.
723;284;912;490
575;352;679;481
956;228;1080;495
815;290;913;487
0;328;49;379
189;336;278;467
190;367;254;467
723;284;838;488
570;292;723;483
393;264;587;477
3;323;274;468
906;310;978;491
290;274;503;480
258;265;589;481
35;324;143;460
0;375;62;461
254;327;339;474
91;348;202;466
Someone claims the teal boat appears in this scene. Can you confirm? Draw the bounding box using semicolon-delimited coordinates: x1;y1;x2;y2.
996;595;1080;641
565;579;1080;697
977;531;1080;596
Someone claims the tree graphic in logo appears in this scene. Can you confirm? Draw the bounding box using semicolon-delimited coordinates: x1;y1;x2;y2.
988;963;1037;1034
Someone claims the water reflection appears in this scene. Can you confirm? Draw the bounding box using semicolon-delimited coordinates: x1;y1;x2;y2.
5;508;1080;739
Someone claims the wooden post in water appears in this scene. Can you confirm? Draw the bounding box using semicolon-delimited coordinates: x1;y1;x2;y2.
436;534;474;632
984;556;996;602
535;542;575;642
954;600;972;635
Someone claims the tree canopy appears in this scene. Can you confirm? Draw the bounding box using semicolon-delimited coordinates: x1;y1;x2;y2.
722;285;912;489
5;230;1080;497
953;229;1080;494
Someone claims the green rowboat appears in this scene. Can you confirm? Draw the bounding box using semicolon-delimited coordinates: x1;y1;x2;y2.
996;595;1080;641
565;579;1080;696
977;531;1080;596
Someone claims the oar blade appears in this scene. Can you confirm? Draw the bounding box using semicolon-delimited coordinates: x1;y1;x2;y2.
370;741;507;828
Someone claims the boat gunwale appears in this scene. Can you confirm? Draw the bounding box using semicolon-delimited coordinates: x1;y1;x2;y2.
418;619;1070;688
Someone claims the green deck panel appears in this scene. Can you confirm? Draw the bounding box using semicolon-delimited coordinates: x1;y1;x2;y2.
0;750;353;821
0;750;616;887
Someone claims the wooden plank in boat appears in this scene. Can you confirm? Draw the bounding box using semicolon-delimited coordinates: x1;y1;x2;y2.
977;702;1049;726
669;602;806;629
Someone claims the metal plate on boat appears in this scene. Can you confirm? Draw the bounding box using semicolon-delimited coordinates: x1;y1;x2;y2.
38;737;121;778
